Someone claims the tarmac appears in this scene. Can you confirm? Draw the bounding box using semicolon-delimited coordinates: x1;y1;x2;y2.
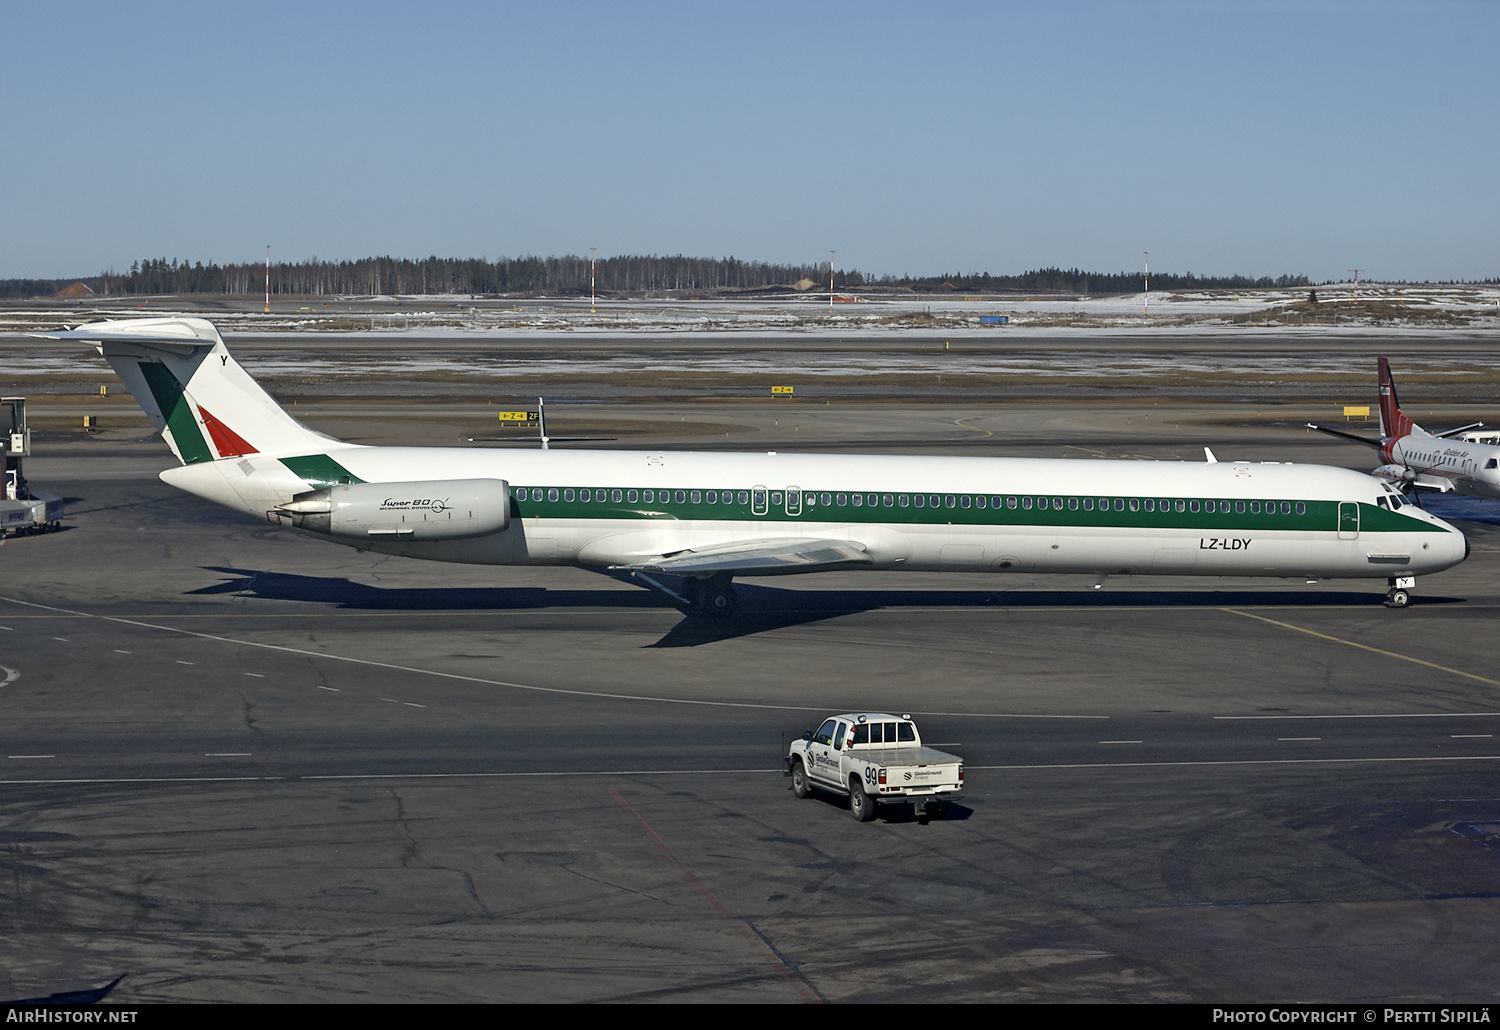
3;332;1500;1002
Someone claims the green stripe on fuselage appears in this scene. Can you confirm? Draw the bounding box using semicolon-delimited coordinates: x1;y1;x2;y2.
138;361;213;465
510;489;1440;534
278;454;364;488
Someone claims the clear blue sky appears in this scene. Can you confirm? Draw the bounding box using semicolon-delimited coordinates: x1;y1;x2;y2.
3;1;1495;282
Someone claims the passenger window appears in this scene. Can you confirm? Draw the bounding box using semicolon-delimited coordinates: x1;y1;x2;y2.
1068;497;1079;510
834;722;848;750
738;491;749;505
914;495;925;507
1007;496;1018;508
899;495;909;507
945;495;956;508
1296;502;1305;514
814;719;836;746
676;490;686;503
852;724;868;745
1083;497;1094;511
898;722;915;742
975;496;986;509
869;722;884;744
884;494;894;507
822;493;832;505
1281;501;1291;514
852;494;862;506
836;493;847;506
1021;496;1032;510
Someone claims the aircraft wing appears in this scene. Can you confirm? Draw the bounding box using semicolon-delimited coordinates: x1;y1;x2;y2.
616;537;873;577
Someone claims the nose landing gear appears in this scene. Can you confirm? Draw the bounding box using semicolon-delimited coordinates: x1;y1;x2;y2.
1385;575;1416;609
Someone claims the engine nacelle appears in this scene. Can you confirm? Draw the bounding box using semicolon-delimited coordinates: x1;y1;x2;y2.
276;478;510;541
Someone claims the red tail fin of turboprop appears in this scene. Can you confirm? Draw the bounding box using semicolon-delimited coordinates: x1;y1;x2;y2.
1378;357;1417;439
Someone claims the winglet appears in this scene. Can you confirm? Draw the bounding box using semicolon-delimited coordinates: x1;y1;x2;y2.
1204;447;1217;464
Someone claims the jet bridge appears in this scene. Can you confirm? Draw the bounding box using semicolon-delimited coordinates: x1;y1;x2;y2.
0;397;64;537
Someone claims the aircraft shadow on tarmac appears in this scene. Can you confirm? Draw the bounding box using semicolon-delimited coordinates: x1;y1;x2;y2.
189;566;1463;648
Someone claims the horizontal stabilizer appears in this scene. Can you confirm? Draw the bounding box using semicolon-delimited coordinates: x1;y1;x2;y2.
32;316;345;465
618;537;873;577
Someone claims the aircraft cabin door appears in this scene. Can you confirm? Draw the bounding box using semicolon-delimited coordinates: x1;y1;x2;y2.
1338;501;1360;540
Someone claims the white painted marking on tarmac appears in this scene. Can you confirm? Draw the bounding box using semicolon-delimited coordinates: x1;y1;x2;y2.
1100;740;1143;744
114;649;132;654
0;666;18;689
10;752;1500;787
316;685;340;692
8;755;54;760
1217;713;1500;720
176;660;195;665
973;754;1500;771
0;595;1110;717
0;625;11;631
403;702;426;708
52;637;68;642
205;753;252;757
1453;734;1493;739
1278;737;1322;741
244;672;264;678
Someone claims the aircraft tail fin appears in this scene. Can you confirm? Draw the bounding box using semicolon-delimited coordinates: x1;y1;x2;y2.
34;317;342;465
1378;357;1420;439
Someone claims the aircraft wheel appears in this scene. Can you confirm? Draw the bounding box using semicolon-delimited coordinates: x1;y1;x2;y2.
701;584;738;618
1385;588;1411;609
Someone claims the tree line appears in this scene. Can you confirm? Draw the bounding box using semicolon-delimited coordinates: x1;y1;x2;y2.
13;254;1490;300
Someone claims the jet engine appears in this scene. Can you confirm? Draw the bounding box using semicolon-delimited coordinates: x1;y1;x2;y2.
275;478;510;540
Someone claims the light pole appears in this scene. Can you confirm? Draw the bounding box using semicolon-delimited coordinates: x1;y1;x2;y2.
1143;251;1149;317
829;250;835;313
590;247;596;313
264;245;270;314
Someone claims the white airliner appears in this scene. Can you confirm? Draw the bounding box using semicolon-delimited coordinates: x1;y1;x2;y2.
1311;358;1500;502
40;317;1467;612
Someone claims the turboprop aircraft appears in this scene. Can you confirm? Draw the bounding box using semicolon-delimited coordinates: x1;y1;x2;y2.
1309;357;1500;502
39;317;1468;612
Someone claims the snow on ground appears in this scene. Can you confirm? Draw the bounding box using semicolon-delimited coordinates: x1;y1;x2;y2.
3;284;1498;339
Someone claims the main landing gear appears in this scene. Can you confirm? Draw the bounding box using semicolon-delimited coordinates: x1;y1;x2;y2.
1385;575;1416;609
681;574;739;618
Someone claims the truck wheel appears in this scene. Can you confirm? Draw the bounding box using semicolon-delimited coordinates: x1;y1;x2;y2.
849;780;876;822
791;760;810;799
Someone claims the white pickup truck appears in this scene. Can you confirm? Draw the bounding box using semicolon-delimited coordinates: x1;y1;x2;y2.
785;713;964;821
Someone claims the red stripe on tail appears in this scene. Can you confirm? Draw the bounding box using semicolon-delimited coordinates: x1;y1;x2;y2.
1378;357;1415;440
196;405;258;458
